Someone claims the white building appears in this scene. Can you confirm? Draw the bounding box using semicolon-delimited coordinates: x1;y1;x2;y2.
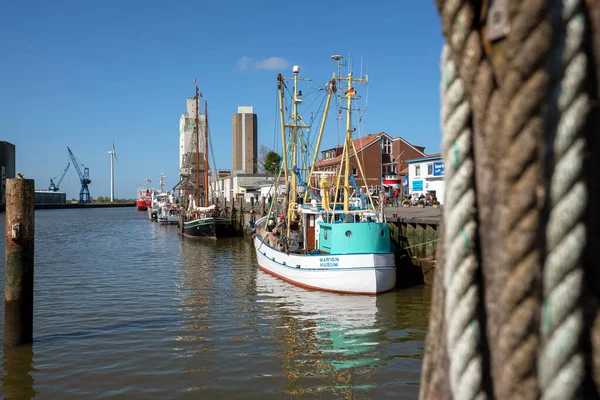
210;172;279;203
406;154;445;204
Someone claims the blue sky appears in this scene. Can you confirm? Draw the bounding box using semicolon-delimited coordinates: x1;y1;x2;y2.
0;0;444;200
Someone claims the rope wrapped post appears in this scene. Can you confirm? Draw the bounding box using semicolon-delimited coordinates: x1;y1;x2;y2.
421;0;600;399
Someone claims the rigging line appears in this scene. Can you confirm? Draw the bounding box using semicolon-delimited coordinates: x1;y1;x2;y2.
364;56;370;111
208;123;217;173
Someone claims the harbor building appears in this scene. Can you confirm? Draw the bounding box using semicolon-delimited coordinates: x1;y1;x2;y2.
0;141;15;206
406;154;445;203
232;106;258;175
179;97;207;195
314;132;426;196
210;172;277;203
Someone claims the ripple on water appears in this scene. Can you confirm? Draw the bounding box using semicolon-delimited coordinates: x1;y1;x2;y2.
0;208;431;398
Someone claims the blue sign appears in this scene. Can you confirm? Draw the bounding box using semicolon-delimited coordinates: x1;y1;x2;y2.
402;174;408;186
412;180;423;191
433;161;445;176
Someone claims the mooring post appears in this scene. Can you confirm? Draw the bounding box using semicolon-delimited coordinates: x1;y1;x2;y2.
4;175;35;346
261;196;266;216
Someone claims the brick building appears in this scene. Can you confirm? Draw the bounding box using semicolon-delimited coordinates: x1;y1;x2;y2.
314;132;426;194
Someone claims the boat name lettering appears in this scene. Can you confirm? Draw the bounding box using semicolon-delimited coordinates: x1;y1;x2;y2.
319;257;339;267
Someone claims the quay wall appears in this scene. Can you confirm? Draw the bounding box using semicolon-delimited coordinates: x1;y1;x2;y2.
34;202;136;210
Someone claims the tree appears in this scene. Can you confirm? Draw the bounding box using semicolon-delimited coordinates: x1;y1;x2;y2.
258;145;270;173
263;151;282;175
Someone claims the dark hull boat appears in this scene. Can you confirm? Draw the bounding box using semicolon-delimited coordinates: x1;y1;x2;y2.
182;217;237;239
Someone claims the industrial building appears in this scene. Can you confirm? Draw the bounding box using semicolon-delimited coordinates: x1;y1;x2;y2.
232;106;258;174
178;97;207;196
34;190;67;205
0;141;16;206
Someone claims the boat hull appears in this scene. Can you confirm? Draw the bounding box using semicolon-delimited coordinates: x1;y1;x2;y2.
183;217;238;239
253;235;396;294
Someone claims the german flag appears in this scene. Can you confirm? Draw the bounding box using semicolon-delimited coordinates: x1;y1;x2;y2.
344;87;356;96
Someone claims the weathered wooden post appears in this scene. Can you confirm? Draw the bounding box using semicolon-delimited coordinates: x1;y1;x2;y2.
261;196;266;216
4;175;35;346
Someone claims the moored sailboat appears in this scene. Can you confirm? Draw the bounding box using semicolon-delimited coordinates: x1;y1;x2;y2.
181;86;236;239
252;58;395;294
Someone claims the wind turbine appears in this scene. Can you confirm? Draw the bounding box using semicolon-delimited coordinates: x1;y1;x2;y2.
108;141;118;202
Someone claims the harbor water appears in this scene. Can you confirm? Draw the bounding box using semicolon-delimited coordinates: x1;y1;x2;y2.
0;208;431;399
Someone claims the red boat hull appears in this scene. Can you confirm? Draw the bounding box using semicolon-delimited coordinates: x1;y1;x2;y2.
136;189;152;211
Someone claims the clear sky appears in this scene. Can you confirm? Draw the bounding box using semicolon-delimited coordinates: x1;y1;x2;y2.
0;0;444;200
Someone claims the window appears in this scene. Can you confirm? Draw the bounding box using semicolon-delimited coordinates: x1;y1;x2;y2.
427;164;433;175
415;165;421;177
381;138;392;155
352;167;357;175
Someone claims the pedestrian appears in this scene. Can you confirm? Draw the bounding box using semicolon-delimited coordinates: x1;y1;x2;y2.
393;189;399;207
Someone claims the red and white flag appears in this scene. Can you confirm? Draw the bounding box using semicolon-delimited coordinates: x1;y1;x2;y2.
192;78;197;83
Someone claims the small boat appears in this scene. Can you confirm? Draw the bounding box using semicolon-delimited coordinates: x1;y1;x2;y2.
158;203;180;225
252;61;396;295
180;87;236;239
147;174;169;222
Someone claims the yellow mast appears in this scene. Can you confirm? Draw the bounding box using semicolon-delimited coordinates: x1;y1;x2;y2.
291;69;299;212
334;59;368;214
278;66;310;236
343;72;352;212
303;77;336;204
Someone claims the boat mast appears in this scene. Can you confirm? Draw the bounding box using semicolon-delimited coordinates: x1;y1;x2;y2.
204;100;210;207
290;67;299;211
337;63;367;213
194;86;200;207
277;74;288;191
304;76;335;203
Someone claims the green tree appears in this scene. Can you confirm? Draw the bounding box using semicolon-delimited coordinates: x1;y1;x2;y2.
263;151;282;175
96;196;105;202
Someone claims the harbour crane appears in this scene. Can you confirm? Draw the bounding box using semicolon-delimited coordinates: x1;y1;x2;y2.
67;146;92;203
48;162;70;192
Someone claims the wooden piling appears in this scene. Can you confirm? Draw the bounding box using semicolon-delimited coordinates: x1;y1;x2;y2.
4;176;35;346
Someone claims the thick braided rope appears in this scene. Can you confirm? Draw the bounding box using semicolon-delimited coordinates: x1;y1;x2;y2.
441;44;485;400
539;1;589;398
491;2;555;399
440;0;544;398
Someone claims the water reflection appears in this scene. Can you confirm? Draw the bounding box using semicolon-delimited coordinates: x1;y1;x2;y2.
1;345;35;399
176;238;217;377
256;271;396;396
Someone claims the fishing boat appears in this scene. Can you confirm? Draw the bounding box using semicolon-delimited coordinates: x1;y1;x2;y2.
181;86;236;239
158;202;180;225
252;59;396;295
148;174;169;221
136;179;153;211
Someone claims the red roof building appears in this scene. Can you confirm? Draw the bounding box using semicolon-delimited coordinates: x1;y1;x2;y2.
313;132;427;193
